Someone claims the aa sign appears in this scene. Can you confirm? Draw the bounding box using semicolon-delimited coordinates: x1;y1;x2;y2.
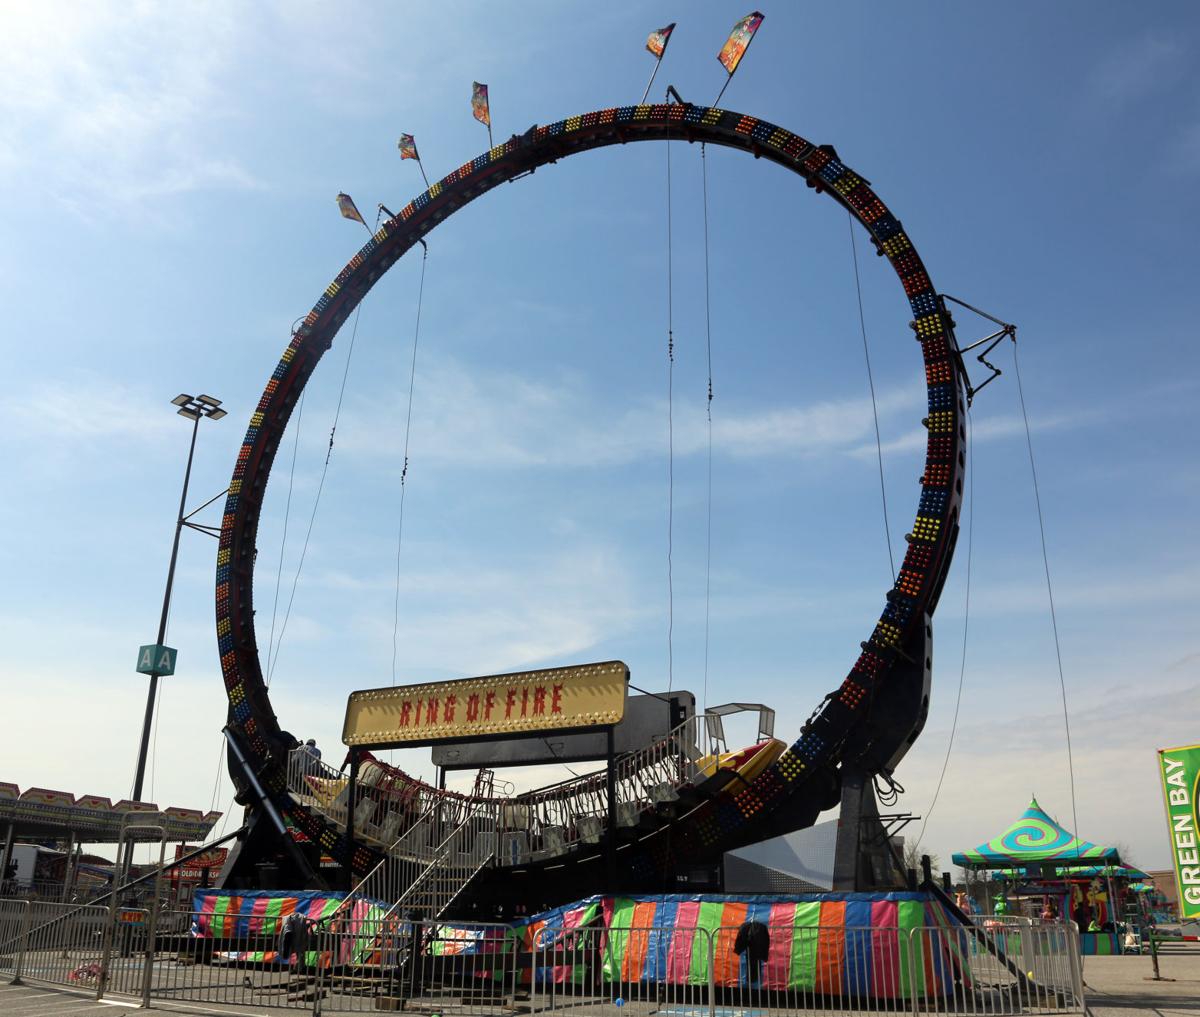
137;643;178;676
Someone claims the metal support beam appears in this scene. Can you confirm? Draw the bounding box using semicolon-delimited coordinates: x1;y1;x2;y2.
60;831;76;905
605;726;616;891
346;749;361;892
833;766;907;891
0;822;14;892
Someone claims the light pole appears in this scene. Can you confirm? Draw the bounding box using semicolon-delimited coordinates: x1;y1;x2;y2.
130;394;227;805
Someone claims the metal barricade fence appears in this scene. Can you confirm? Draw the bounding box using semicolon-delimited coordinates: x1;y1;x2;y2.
533;923;713;1017
910;921;1083;1015
530;921;1084;1017
312;916;518;1014
0;899;32;983
99;906;152;999
146;907;316;1009
2;900;1085;1015
710;923;911;1017
0;899;110;991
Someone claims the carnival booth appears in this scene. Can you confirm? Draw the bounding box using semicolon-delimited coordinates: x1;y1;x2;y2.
952;797;1124;955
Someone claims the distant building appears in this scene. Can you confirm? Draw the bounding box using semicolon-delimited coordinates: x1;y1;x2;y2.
1146;869;1179;916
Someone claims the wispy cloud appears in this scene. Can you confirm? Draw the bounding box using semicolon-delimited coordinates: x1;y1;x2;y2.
856;405;1102;459
1088;31;1185;108
279;544;641;680
0;3;262;217
0;374;178;443
905;674;1200;869
326;356;927;471
1168;119;1200;175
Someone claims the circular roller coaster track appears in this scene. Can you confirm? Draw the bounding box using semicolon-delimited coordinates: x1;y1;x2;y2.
214;101;968;895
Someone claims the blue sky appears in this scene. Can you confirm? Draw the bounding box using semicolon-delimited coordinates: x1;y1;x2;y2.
1;2;1198;873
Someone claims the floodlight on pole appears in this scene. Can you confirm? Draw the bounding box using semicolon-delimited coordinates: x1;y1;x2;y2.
130;393;226;806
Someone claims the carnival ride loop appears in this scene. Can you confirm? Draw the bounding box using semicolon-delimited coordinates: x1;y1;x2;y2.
214;101;967;906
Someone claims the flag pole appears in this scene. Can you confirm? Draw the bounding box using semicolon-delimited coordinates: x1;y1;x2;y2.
640;58;663;105
416;159;431;190
713;73;733;107
486;123;494;149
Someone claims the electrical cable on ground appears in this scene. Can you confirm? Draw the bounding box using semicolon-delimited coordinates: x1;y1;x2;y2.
1012;338;1081;855
391;243;429;688
701;143;715;717
266;389;305;684
665;129;675;694
268;301;367;685
848;212;895;582
916;406;973;850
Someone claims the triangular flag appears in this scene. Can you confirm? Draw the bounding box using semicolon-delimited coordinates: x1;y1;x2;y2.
718;12;764;76
336;192;366;225
646;23;676;60
471;81;491;127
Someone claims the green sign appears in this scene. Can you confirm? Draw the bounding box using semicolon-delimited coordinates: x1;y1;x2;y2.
1158;743;1200;921
136;644;177;676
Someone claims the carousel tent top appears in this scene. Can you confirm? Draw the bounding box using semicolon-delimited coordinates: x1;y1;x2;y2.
952;797;1120;870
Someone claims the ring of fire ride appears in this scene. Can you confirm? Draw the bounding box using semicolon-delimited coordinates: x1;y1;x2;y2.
215;102;967;911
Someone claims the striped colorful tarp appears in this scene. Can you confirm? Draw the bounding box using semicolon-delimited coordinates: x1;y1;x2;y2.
952;799;1119;868
192;889;389;967
1079;932;1120;956
191;889;968;995
519;892;967;998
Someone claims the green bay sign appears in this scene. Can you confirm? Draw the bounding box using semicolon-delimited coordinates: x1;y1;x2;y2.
1158;743;1200;921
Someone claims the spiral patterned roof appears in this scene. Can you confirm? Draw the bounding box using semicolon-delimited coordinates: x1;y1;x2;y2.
951;797;1119;868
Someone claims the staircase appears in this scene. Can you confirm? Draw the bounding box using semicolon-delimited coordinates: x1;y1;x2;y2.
384;800;494;920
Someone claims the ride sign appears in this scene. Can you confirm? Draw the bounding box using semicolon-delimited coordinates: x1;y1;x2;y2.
1158;743;1200;921
136;644;177;676
342;661;629;749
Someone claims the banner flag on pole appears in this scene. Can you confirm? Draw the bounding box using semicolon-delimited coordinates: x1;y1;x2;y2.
717;11;764;76
1158;743;1200;921
335;192;366;225
398;134;431;189
646;23;676;60
471;81;491;127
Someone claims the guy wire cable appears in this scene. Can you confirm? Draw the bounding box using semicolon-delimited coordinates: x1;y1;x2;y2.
1012;337;1082;856
665;112;675;694
701;142;715;717
268;300;366;686
848;211;896;582
265;388;305;684
391;241;429;690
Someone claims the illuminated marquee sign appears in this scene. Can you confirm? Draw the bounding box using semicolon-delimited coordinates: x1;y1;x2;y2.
342;660;629;749
1158;743;1200;920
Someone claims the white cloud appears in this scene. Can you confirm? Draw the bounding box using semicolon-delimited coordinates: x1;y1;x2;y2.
0;3;261;216
903;674;1200;872
284;544;641;680
1088;32;1185;108
0;374;178;442
1168;119;1200;175
326;356;927;471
